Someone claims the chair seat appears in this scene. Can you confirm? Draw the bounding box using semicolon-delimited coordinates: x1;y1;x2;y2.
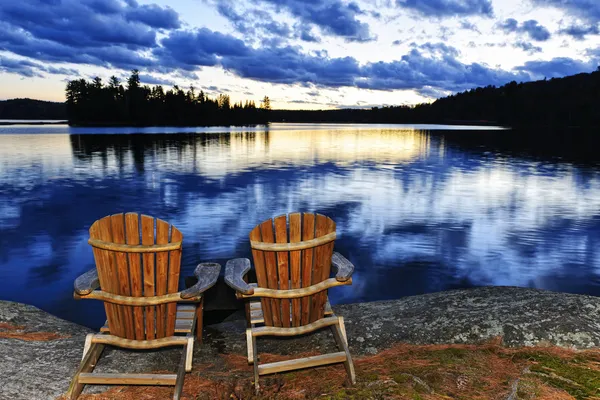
249;298;333;325
100;304;196;334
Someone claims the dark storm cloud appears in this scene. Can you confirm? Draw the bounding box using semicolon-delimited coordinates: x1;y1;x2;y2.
0;0;598;100
0;55;78;77
515;57;598;79
139;74;176;86
215;0;374;42
459;20;481;33
154;28;250;70
531;0;600;23
558;23;599;40
0;0;180;49
498;18;551;41
395;0;493;17
514;41;543;54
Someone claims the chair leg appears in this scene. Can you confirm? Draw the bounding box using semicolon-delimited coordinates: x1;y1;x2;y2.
81;333;93;361
252;334;260;394
185;336;194;372
331;316;356;385
66;342;105;400
173;341;188;400
246;328;254;364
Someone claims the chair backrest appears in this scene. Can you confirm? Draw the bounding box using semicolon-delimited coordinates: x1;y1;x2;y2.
88;213;183;340
249;212;336;328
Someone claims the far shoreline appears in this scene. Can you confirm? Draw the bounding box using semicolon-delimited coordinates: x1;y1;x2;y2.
1;119;511;130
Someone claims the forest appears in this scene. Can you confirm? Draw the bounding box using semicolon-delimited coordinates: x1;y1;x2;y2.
4;67;600;128
271;67;600;127
65;70;271;126
0;98;66;120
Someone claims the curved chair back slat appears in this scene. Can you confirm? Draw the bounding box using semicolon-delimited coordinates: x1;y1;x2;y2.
89;213;183;340
249;212;336;327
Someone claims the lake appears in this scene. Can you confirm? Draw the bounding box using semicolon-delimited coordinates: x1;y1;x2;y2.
1;123;599;329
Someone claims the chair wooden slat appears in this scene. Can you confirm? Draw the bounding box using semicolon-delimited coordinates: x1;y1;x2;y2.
74;213;203;400
274;215;291;328
288;213;302;327
90;217;123;337
248;212;340;327
100;304;195;334
310;215;335;323
249;226;273;326
110;214;135;340
141;215;156;340
125;213;145;340
166;226;182;336
260;219;282;327
155;219;170;338
249;298;333;325
242;212;355;392
300;213;315;325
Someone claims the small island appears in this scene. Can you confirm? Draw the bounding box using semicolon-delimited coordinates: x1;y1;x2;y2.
3;68;600;129
65;70;272;127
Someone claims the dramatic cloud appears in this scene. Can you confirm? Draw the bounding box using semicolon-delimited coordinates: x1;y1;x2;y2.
514;41;542;54
498;18;551;41
515;57;598;79
0;0;597;103
212;39;529;95
395;0;493;18
0;0;179;77
0;56;78;77
125;4;180;29
0;24;156;71
558;23;599;40
139;74;176;86
358;48;530;94
531;0;600;23
215;0;373;42
155;28;249;70
0;0;180;49
295;24;321;43
459;20;481;34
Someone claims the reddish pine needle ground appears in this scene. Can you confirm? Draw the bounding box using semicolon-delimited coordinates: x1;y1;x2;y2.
0;322;70;341
71;338;600;400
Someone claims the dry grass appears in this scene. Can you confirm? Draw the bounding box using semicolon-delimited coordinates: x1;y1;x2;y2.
0;322;70;341
72;338;600;400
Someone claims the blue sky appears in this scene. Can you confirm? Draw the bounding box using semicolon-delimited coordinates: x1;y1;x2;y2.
0;0;599;109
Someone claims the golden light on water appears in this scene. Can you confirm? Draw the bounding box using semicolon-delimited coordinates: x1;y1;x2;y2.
188;128;432;178
0;134;74;176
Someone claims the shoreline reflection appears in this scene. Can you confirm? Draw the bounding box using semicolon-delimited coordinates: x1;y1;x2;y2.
0;127;599;329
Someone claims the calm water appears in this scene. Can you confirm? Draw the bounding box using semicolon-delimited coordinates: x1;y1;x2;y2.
1;123;599;329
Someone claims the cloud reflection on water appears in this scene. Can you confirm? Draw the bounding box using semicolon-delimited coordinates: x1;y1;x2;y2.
0;126;599;328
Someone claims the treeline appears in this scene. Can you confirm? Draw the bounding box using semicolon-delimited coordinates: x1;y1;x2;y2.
271;67;600;127
0;98;66;120
66;70;271;126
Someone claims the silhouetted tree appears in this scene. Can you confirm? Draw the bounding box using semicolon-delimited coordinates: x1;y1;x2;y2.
268;69;600;128
65;70;270;126
260;96;271;110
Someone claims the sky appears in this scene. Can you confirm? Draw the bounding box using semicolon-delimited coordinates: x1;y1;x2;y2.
0;0;599;109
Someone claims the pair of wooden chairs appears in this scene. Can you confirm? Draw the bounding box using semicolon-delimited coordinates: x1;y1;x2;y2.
67;212;356;399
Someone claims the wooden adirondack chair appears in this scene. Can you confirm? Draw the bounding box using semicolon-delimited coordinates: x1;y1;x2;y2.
225;212;356;392
66;213;220;400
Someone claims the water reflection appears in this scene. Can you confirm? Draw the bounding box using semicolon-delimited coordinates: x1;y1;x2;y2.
1;127;600;328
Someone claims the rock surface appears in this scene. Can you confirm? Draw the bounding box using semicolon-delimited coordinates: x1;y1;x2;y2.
1;286;599;399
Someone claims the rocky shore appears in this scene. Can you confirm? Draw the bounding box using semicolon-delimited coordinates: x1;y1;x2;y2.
1;286;599;399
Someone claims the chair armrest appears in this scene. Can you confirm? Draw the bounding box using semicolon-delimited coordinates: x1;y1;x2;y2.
74;269;100;295
224;258;254;295
180;262;221;299
331;252;354;282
